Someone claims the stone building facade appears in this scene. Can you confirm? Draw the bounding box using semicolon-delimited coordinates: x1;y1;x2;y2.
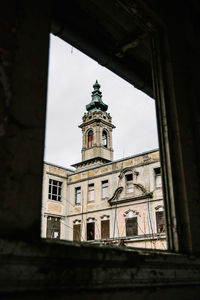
42;81;166;249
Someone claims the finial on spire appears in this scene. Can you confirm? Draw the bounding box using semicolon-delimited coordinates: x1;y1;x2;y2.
93;80;100;91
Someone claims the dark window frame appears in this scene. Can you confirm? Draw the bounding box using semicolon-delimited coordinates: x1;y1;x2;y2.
48;2;190;254
48;179;62;202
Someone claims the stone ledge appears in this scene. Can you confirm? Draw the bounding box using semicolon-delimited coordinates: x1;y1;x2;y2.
0;238;200;293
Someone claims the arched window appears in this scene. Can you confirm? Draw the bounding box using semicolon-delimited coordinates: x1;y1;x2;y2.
102;130;107;148
88;130;94;148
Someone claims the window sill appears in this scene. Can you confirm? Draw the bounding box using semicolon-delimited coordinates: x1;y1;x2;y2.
48;199;62;203
1;237;200;292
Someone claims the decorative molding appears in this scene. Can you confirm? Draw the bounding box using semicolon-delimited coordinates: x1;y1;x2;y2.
123;209;139;218
119;167;139;179
68;158;160;185
134;183;147;194
155;205;164;211
87;217;96;223
108;186;123;205
100;215;110;220
109;193;153;206
73;219;81;224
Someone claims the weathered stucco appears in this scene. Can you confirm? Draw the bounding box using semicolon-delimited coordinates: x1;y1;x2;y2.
42;150;165;249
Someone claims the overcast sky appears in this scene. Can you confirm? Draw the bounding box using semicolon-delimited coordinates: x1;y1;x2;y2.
44;34;159;169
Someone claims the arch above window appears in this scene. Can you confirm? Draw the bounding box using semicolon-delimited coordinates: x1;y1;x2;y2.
88;130;94;148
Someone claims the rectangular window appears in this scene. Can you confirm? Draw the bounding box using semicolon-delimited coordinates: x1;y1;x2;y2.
48;179;62;201
102;180;109;199
73;224;81;241
125;173;134;193
75;187;81;205
87;222;95;240
126;217;138;236
88;183;94;202
156;211;165;233
154;167;162;188
46;216;60;239
101;220;110;239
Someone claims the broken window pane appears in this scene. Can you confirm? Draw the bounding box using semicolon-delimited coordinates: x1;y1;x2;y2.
47;216;60;239
48;179;62;201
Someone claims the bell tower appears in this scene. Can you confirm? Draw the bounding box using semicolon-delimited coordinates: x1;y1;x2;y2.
72;81;115;170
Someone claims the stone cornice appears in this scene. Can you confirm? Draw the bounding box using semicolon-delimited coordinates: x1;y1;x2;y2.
79;118;115;129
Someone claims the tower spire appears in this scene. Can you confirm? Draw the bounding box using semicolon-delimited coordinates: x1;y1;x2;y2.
86;80;108;112
72;82;115;170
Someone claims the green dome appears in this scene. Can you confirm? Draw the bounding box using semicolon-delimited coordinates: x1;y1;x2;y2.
86;80;108;112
